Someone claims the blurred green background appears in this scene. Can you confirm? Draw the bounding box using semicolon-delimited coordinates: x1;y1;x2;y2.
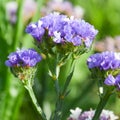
0;0;120;120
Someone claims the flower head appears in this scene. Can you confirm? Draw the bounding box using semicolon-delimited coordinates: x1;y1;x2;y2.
87;51;120;70
5;49;42;67
26;12;98;48
25;21;45;41
87;51;120;91
5;49;42;82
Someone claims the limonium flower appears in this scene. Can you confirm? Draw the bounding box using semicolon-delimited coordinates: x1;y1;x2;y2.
87;51;120;90
68;108;119;120
104;74;120;90
5;49;42;81
69;107;82;120
87;51;120;70
26;12;98;49
5;48;42;67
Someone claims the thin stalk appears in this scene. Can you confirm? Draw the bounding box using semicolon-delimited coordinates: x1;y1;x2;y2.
49;63;62;120
92;89;112;120
52;80;63;120
25;85;47;120
52;94;63;120
52;59;75;120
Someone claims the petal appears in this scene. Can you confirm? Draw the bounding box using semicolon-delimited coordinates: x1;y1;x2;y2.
115;74;120;90
5;60;12;67
104;75;116;85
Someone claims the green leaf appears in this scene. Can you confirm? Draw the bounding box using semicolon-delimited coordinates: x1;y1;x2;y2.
62;66;75;96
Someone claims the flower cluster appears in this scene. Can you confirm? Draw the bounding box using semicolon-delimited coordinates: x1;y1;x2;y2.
87;51;120;90
87;51;120;70
5;49;42;67
5;49;42;81
26;12;98;47
68;107;119;120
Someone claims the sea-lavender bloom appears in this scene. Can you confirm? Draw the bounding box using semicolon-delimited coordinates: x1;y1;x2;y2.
78;110;94;120
25;21;45;41
5;49;42;67
100;110;119;120
87;53;103;69
68;108;119;120
104;75;116;85
87;51;120;70
104;74;120;90
26;12;98;47
69;107;82;120
87;51;120;91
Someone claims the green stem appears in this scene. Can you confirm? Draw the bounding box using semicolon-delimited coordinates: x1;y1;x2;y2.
52;60;75;120
49;64;62;120
25;85;47;120
92;88;112;120
52;94;63;120
51;76;63;120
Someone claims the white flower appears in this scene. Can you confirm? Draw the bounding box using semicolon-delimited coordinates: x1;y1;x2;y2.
101;109;119;120
115;52;120;60
53;31;62;43
69;107;82;120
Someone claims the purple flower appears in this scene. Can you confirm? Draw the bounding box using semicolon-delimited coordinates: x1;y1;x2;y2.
78;110;94;120
115;75;120;90
104;74;120;90
87;53;103;69
87;51;120;70
26;12;98;47
25;20;45;41
87;51;120;91
104;75;116;85
100;110;119;120
5;49;42;67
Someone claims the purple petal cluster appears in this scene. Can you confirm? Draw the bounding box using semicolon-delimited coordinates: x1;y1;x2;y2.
87;51;120;70
26;12;98;47
104;74;120;90
78;110;94;120
68;108;119;120
5;49;42;67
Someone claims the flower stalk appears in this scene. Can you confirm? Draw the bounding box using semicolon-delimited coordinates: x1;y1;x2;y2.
25;84;47;120
51;59;75;120
92;88;113;120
